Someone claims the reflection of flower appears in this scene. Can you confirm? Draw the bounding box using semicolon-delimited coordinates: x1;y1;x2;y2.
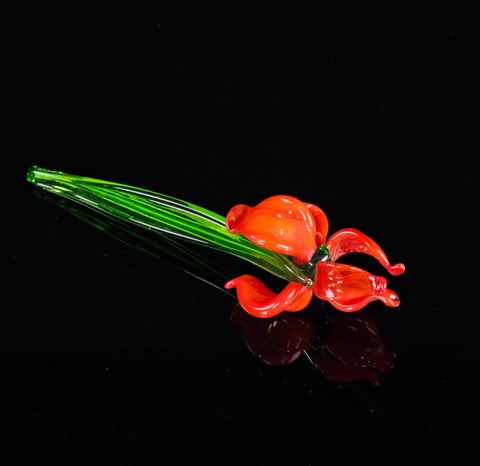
225;195;405;317
231;304;314;366
232;304;395;385
315;313;395;386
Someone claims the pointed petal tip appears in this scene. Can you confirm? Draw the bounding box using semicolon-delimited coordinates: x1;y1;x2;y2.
380;289;401;308
225;279;236;290
388;263;406;276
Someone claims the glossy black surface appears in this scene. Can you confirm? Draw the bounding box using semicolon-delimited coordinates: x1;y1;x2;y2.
6;3;477;464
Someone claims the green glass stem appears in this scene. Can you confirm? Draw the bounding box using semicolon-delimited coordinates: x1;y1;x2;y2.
27;166;314;285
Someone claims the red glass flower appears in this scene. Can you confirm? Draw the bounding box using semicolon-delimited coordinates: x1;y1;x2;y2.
225;195;404;317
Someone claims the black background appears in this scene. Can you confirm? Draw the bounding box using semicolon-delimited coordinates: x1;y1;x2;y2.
6;3;478;464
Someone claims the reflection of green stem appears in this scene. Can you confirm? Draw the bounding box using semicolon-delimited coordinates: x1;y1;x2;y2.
27;166;312;285
35;189;235;295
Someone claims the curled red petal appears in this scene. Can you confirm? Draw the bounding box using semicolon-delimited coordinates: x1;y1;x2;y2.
312;261;400;312
326;228;405;275
225;195;318;264
304;203;329;246
225;204;250;234
225;275;313;318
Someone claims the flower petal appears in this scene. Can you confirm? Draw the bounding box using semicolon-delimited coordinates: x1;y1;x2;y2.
225;274;313;318
326;228;405;275
304;203;329;246
225;195;318;264
312;261;400;312
225;204;250;233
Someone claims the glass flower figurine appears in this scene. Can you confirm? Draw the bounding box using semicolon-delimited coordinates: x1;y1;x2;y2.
225;195;404;317
27;167;404;318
